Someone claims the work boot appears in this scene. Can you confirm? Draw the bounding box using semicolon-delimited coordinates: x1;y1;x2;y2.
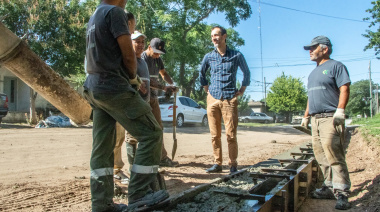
114;170;130;185
206;164;222;173
310;186;335;199
335;193;351;210
104;203;128;212
159;156;179;167
128;190;169;210
230;166;238;173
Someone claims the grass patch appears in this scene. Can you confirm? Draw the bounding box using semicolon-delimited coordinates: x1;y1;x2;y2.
352;114;380;145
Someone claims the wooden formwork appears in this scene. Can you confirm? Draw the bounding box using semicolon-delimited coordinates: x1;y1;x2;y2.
136;144;320;212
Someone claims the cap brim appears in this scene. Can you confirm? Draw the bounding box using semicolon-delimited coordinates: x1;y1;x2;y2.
152;48;166;54
132;34;147;40
304;45;312;50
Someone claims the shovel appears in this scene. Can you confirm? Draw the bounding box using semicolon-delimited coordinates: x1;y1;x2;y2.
171;91;178;160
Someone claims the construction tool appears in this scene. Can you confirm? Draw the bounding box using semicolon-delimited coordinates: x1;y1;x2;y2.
171;90;178;160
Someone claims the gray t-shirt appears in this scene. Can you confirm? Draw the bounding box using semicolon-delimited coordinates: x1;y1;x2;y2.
84;3;131;93
307;59;351;114
141;51;165;99
137;58;150;102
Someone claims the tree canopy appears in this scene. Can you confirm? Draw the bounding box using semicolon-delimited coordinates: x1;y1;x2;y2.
363;0;380;58
126;0;252;98
266;73;307;115
346;80;379;116
0;0;97;77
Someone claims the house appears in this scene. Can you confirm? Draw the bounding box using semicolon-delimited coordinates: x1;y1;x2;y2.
0;65;72;123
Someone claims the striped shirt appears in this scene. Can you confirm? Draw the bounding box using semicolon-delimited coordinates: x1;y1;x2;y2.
199;46;251;100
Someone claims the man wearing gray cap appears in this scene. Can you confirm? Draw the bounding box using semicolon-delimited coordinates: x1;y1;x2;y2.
301;35;351;210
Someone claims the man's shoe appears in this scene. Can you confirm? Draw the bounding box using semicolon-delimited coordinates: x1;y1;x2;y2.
105;203;128;212
114;171;130;185
335;194;351;210
310;186;335;199
206;164;222;173
160;156;179;167
128;190;169;210
230;166;238;173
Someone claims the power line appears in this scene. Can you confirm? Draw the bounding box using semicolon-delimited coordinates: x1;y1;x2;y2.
252;1;371;24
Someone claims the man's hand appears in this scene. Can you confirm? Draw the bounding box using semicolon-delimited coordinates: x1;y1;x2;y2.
139;81;147;94
333;108;345;126
129;75;142;90
235;86;247;97
301;116;310;128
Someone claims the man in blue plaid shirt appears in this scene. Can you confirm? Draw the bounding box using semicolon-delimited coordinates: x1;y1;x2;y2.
199;25;251;174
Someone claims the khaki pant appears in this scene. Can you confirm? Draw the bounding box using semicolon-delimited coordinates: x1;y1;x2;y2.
311;116;351;194
207;94;238;167
114;122;126;171
149;97;168;159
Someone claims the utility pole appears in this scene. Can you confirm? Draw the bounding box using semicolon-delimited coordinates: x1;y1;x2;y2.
376;84;379;115
258;0;264;100
264;77;267;112
369;60;373;118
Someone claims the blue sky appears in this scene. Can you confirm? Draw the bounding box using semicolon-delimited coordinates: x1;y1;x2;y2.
205;0;379;101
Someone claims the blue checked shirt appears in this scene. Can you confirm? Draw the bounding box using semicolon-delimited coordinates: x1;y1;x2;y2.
199;46;251;100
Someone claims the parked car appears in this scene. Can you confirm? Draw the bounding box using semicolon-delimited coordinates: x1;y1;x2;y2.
275;114;286;123
159;96;208;127
0;93;9;124
238;112;273;124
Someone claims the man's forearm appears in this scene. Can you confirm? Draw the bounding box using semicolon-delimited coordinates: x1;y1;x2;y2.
159;70;173;85
304;99;310;117
117;34;137;79
337;84;350;109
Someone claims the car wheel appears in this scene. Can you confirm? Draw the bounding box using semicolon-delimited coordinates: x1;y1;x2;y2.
176;114;184;127
264;120;269;124
202;115;208;127
244;119;249;123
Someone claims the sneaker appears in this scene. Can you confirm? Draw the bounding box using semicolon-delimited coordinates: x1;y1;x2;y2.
114;171;130;185
310;186;335;199
335;194;351;210
230;166;238;173
206;164;222;173
128;190;169;210
159;156;179;167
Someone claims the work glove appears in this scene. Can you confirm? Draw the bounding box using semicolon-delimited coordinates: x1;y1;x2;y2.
300;116;310;129
333;108;345;126
129;75;142;91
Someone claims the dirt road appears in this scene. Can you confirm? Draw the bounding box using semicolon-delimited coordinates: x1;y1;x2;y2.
0;124;379;211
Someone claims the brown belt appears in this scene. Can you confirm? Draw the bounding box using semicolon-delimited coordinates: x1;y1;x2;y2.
312;112;335;119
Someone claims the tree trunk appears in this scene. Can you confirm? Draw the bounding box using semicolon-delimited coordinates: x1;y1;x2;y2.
29;88;38;125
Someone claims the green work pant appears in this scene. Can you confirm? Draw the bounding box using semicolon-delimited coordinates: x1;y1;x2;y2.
83;89;163;211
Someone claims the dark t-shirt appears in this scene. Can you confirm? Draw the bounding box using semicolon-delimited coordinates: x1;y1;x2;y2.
141;51;165;99
84;3;131;93
307;60;351;114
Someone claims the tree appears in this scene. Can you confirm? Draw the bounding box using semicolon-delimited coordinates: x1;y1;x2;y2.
0;0;96;123
363;1;380;58
126;0;252;98
346;80;379;117
266;73;307;121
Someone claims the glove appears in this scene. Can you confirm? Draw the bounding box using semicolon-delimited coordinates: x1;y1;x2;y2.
333;108;345;126
129;75;142;91
300;116;310;128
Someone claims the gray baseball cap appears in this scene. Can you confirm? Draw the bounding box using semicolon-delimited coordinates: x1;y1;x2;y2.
304;36;332;50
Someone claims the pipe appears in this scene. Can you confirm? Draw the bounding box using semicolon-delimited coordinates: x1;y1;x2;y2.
0;22;91;125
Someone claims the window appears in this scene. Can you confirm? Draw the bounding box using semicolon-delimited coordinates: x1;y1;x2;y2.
186;98;199;108
179;97;189;106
